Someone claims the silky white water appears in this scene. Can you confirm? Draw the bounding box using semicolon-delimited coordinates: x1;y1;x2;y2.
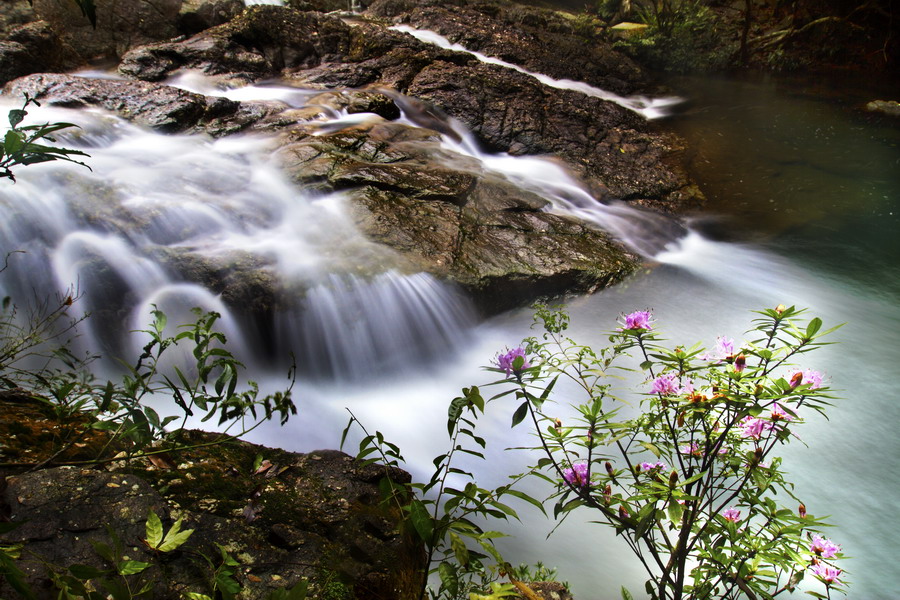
1;70;896;599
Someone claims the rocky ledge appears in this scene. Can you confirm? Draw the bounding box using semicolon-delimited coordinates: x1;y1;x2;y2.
0;392;424;599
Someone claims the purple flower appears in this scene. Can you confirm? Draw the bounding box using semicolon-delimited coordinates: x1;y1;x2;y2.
810;534;841;559
770;402;794;422
810;563;842;586
702;336;736;362
651;374;680;396
787;368;824;390
621;310;653;331
722;507;742;522
739;416;773;440
640;461;667;472
680;441;701;457
496;347;530;378
563;462;590;488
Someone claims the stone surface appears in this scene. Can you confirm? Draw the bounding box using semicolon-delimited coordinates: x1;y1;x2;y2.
0;395;424;600
32;0;182;60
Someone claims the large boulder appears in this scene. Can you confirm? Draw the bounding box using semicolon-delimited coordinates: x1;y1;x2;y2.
0;21;71;86
119;5;356;82
0;395;425;600
32;0;183;60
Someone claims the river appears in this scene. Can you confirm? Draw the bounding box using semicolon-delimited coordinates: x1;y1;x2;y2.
1;66;898;598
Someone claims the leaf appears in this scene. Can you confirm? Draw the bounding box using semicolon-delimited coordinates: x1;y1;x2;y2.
8;109;26;128
503;489;547;516
407;498;434;543
144;510;163;549
438;561;459;597
117;560;150;576
511;401;529;428
806;317;822;338
157;516;194;552
621;587;634;600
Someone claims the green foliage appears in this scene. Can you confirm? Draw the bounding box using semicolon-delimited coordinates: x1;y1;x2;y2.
616;0;731;73
342;384;550;600
1;95;91;183
487;304;847;599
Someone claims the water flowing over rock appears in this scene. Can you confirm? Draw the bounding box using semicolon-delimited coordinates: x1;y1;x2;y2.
1;0;702;367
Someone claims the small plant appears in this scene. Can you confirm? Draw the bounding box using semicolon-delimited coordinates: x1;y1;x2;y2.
485;304;847;600
342;388;544;600
1;95;91;182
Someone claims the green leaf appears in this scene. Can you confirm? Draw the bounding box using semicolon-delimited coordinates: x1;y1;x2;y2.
621;587;634;600
806;317;822;338
117;560;150;576
449;531;470;567
511;401;529;428
438;561;459;597
8;109;26;128
144;510;163;548
503;489;547;516
157;516;194;552
184;594;214;600
68;564;106;580
408;498;434;543
5;130;24;153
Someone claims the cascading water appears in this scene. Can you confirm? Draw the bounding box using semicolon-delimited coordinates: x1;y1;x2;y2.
391;25;682;120
0;97;477;380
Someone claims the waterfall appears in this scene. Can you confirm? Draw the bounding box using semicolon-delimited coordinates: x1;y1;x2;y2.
391;25;682;120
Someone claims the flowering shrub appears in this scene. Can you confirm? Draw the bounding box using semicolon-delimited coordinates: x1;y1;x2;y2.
488;304;847;600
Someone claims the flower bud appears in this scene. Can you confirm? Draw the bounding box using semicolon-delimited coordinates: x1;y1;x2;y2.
799;503;807;518
603;484;612;504
618;505;630;520
669;470;678;487
775;304;786;315
734;353;747;372
789;371;804;389
605;461;614;477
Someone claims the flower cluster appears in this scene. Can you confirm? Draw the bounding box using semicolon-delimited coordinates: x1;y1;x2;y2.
810;534;841;559
495;347;531;378
650;374;680;395
620;310;653;331
639;461;667;472
722;507;742;522
563;462;590;489
739;415;774;440
787;368;824;389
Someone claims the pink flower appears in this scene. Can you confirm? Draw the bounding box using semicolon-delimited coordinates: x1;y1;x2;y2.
640;461;667;472
651;374;680;395
496;347;530;378
770;402;794;421
702;336;735;362
722;507;741;522
739;416;773;440
680;441;702;457
621;310;653;330
810;563;842;585
810;534;841;559
563;462;590;488
787;368;824;390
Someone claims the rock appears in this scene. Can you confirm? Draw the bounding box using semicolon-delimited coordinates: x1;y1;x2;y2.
0;0;34;36
865;99;900;117
32;0;182;60
276;119;637;313
367;0;651;96
3;73;273;135
119;5;356;82
0;21;70;86
0;397;424;600
178;0;245;36
407;61;699;211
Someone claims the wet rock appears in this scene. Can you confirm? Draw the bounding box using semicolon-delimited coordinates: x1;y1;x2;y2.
277;120;637;312
407;61;700;212
119;5;355;82
32;0;182;61
3;73;273;135
177;0;245;36
0;398;424;600
0;21;70;86
368;0;650;95
865;99;900;117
